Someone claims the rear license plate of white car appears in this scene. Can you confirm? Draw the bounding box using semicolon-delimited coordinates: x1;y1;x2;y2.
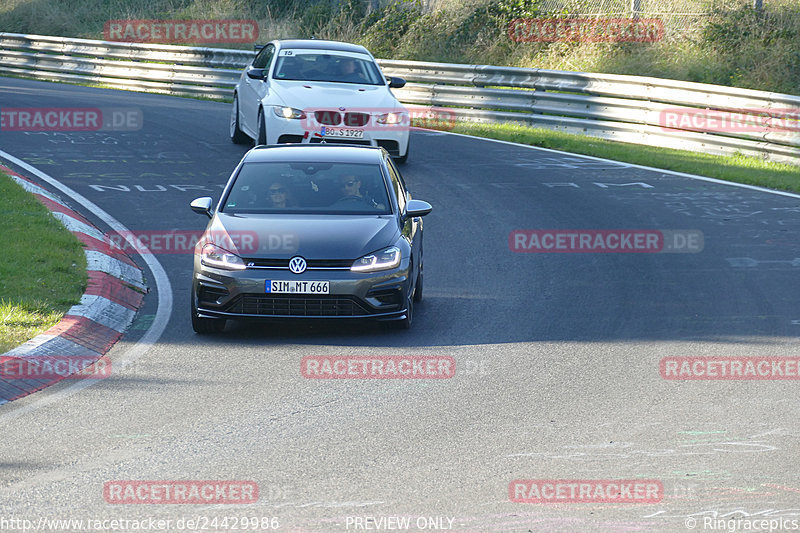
323;128;364;138
266;280;330;294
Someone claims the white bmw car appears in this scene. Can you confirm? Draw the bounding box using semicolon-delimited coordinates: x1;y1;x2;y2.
230;39;411;163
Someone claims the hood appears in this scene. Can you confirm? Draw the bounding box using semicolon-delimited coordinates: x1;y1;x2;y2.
269;80;404;112
208;213;400;260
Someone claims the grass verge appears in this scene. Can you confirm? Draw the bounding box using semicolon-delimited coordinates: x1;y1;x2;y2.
0;171;87;354
447;121;800;192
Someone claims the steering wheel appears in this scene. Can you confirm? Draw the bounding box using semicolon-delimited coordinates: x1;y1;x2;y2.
336;195;364;203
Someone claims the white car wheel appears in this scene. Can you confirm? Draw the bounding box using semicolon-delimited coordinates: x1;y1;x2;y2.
230;94;251;145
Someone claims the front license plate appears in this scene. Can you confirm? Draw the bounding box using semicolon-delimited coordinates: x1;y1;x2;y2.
322;128;364;138
266;280;330;294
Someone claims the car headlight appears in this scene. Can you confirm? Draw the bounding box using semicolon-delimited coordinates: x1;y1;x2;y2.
200;243;246;270
273;106;307;119
351;246;401;272
376;112;407;125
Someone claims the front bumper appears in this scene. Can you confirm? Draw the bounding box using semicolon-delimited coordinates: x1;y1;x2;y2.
193;261;410;321
265;113;410;157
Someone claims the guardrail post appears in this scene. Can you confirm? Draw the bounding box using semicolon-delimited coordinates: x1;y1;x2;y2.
631;0;642;19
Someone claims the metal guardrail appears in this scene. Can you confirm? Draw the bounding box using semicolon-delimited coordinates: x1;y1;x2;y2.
0;33;247;98
1;32;798;165
380;61;800;164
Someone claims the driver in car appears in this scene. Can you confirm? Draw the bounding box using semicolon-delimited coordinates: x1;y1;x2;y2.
337;174;386;210
336;57;367;83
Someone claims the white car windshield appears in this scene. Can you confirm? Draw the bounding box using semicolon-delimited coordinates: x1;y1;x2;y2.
272;52;384;85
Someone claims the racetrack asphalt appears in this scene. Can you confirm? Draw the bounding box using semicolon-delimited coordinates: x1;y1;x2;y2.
1;76;800;531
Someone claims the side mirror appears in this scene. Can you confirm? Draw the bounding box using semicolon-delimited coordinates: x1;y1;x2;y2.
405;199;432;218
246;66;266;80
190;197;214;219
387;76;406;89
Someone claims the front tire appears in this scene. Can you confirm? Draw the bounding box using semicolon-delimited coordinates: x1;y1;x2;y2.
256;107;267;145
413;260;423;302
395;144;409;164
230;93;251;144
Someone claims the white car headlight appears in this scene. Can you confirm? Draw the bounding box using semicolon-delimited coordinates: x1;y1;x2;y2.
200;243;246;270
351;246;401;272
273;106;307;119
376;112;407;125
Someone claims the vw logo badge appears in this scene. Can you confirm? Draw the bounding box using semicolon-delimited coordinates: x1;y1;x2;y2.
289;256;307;274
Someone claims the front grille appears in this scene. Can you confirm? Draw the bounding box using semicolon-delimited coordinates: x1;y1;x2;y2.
242;258;353;269
242;258;287;268
344;112;369;127
314;111;372;127
224;294;370;316
315;110;341;125
308;259;353;268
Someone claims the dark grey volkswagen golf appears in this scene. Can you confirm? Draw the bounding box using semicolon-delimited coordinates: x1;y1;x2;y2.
190;144;431;333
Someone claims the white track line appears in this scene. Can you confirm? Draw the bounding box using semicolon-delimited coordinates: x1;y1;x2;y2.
436;129;800;200
0;149;173;423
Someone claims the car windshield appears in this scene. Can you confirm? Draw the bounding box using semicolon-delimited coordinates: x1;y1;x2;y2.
221;161;392;215
272;51;384;85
